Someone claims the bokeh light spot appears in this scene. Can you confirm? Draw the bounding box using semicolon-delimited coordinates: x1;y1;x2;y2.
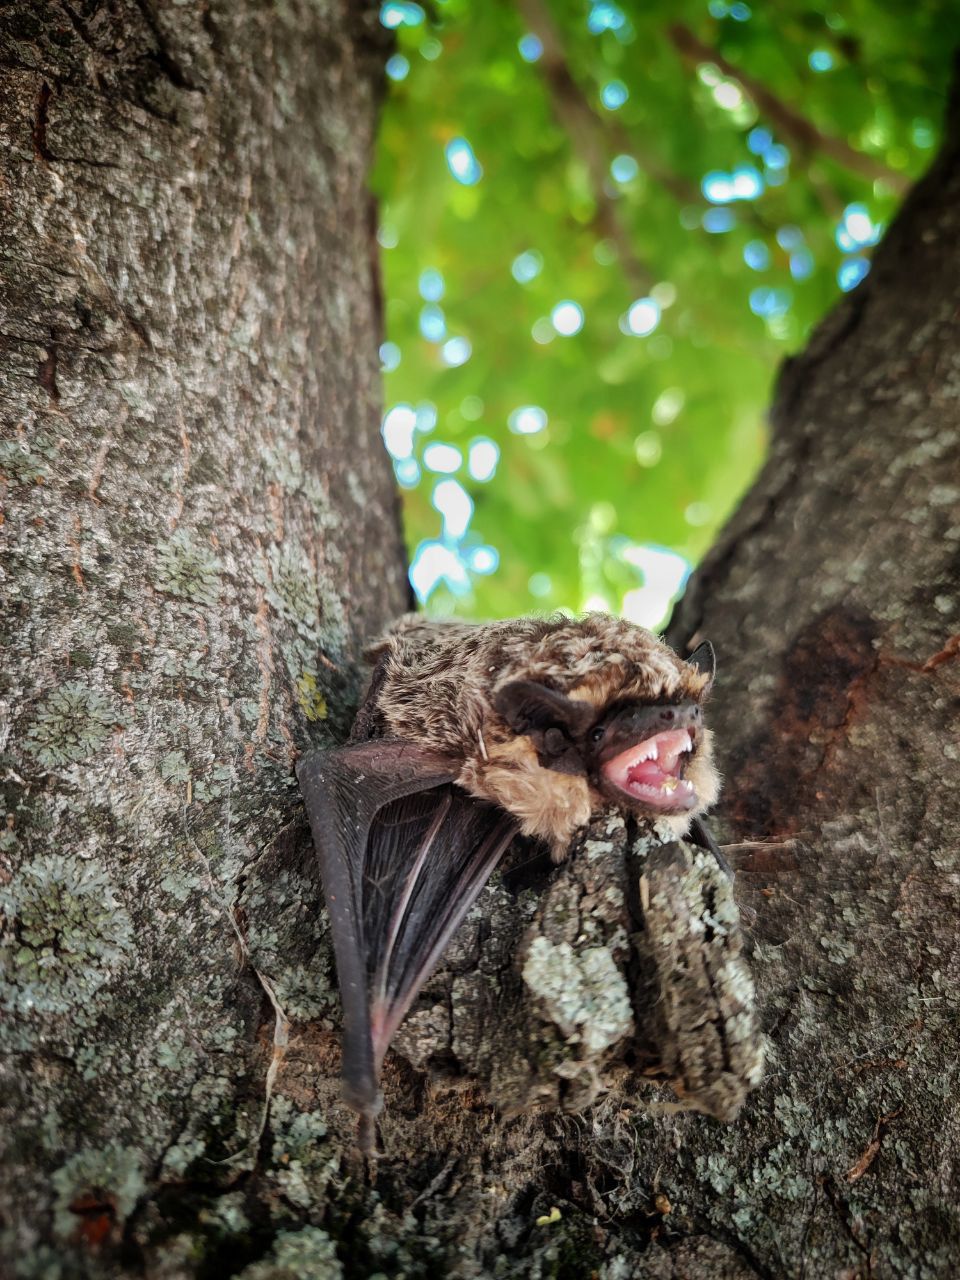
441;336;472;366
838;257;870;291
912;119;935;148
419;304;446;342
610;154;639;183
468;438;500;482
423;442;463;473
518;33;543;62
789;247;815;280
650;281;677;308
743;240;770;270
511;250;544;283
588;2;626;32
394;458;420;488
380;2;424;29
419;268;445;301
379;341;401;372
652;388;685;426
623;297;661;336
600;80;629;110
409;541;470;603
432;478;474;538
509;406;548;435
445;137;483;185
684;501;712;527
621;544;691;627
634;431;662;466
381;404;417;459
551;301;584;335
839;203;879;247
416;402;438;434
775;225;804;251
749;287;791;317
702;207;736;233
468;545;499;574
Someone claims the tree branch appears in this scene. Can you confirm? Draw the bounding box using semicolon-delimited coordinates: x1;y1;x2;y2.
668;22;909;195
514;0;655;296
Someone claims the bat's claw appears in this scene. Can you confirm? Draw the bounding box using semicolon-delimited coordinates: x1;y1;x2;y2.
357;1112;381;1159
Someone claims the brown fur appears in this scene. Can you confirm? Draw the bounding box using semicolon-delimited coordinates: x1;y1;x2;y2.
365;614;719;853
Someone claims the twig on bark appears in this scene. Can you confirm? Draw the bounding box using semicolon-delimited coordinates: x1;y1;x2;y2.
184;821;291;1165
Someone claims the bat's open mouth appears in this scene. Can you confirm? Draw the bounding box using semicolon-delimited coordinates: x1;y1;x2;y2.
600;727;697;812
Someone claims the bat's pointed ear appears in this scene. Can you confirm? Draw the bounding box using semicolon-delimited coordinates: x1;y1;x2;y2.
493;680;594;736
686;640;716;691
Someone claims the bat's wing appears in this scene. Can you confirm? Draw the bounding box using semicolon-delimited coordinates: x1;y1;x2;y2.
297;741;517;1151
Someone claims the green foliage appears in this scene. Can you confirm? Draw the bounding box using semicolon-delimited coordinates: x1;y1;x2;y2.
374;0;951;623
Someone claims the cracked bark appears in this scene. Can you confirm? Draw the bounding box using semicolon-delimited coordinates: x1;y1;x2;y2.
1;6;958;1280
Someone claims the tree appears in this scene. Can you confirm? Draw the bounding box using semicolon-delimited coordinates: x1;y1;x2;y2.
1;6;958;1280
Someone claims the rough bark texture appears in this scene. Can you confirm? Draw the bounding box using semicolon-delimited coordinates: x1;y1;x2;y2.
0;1;409;1273
2;6;959;1280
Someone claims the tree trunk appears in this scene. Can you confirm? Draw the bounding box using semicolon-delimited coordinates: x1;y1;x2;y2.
0;1;409;1271
2;7;958;1280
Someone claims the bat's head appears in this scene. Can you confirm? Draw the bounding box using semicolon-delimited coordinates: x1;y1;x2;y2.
482;617;719;847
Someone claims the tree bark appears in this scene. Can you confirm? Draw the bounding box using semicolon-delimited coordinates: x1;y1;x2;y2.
0;1;409;1272
2;7;959;1280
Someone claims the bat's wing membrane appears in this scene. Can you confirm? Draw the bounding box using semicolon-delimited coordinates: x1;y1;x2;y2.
297;741;517;1148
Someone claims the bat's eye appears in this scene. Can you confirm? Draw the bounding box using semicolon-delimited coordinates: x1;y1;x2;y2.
590;725;605;744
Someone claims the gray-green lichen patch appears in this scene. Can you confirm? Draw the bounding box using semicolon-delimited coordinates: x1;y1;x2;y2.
241;864;335;1022
257;543;348;668
0;853;133;1019
267;1095;337;1209
23;682;122;767
0;435;55;484
261;442;305;491
159;750;191;785
51;1144;146;1239
259;545;323;640
158;1071;259;1179
153;530;223;606
522;936;633;1056
234;1225;343;1280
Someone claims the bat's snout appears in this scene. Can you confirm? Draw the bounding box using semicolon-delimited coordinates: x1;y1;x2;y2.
593;701;706;814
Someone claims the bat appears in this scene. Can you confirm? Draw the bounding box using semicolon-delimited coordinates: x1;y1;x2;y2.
297;614;722;1152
